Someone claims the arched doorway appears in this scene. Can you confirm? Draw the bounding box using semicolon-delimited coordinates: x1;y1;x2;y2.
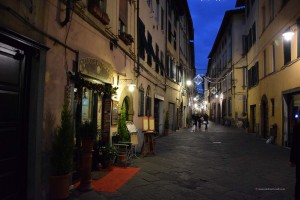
261;95;269;138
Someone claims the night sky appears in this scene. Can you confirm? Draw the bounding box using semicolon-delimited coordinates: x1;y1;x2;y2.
187;0;236;92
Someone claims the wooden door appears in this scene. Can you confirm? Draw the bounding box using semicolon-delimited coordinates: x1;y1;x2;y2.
0;42;28;199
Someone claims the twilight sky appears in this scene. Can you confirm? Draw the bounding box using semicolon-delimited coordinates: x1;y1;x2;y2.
187;0;236;91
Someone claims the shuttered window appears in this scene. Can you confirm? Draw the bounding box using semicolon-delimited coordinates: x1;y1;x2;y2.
119;0;128;31
138;87;144;116
248;62;259;88
147;32;153;66
138;18;146;60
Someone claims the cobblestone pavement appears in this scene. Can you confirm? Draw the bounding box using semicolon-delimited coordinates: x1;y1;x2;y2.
70;122;296;200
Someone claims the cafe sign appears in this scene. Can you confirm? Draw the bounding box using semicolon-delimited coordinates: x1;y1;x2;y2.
79;58;113;84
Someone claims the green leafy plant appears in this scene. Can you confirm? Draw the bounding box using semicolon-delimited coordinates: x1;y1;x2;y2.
117;102;130;142
51;99;74;175
100;145;117;161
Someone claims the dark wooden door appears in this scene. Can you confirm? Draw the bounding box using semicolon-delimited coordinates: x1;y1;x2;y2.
0;42;28;199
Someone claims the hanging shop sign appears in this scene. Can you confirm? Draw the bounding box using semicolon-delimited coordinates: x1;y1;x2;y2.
79;58;113;84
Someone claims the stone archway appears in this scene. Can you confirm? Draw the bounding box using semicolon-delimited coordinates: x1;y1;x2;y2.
261;95;269;138
118;90;134;121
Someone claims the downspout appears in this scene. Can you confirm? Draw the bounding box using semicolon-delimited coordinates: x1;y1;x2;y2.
136;0;140;77
60;0;71;27
164;0;168;92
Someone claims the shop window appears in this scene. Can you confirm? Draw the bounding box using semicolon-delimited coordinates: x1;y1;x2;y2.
82;87;93;122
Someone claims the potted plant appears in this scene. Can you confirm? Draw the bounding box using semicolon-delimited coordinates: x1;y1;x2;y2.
49;98;74;200
78;120;98;191
117;102;130;142
119;32;134;45
99;145;117;170
164;111;169;135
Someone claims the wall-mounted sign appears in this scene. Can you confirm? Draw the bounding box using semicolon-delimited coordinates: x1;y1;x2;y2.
79;58;113;84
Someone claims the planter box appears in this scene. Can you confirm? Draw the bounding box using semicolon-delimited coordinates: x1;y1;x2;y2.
119;33;134;45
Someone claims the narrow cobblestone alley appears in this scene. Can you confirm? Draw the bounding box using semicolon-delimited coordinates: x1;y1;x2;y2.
71;122;295;200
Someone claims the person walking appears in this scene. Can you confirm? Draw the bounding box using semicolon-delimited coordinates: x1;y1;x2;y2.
290;120;300;199
203;113;209;130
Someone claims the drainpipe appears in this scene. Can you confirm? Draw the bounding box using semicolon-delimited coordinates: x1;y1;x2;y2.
136;0;140;76
164;0;168;92
60;0;71;27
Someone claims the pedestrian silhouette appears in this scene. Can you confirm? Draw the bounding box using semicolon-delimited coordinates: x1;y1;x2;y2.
203;113;209;130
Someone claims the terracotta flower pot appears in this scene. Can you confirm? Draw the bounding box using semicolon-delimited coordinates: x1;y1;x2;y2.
78;139;94;191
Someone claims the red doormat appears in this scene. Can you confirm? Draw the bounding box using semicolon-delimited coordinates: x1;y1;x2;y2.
74;166;140;192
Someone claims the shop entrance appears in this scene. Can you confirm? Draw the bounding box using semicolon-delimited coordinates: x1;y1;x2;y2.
0;42;28;199
261;95;269;138
283;92;300;147
154;98;163;134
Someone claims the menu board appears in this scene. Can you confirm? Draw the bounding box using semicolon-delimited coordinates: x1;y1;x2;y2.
149;117;155;131
142;117;155;131
126;121;138;133
142;117;149;131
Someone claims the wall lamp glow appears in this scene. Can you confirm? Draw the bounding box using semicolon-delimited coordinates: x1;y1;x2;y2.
186;80;192;86
120;78;136;92
282;24;297;41
282;31;294;41
128;83;136;92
